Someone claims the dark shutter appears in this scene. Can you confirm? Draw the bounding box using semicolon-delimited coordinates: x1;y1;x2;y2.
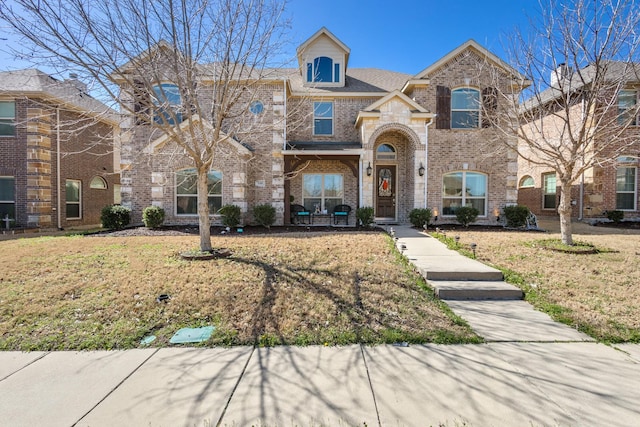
482;87;498;128
436;86;451;129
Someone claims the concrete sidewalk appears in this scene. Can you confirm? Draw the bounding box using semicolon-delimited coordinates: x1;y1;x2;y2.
1;342;640;426
1;225;638;426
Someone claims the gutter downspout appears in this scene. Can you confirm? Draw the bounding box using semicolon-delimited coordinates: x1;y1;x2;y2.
282;77;287;151
424;116;435;209
56;106;62;230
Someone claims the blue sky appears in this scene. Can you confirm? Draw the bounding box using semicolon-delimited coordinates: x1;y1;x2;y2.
286;0;539;75
0;0;539;75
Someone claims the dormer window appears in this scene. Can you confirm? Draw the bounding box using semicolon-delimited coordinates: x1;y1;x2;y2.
306;57;340;83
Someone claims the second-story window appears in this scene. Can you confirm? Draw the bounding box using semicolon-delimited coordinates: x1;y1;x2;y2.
313;101;333;135
307;57;340;83
451;88;480;129
0;101;15;136
153;83;183;125
618;90;638;126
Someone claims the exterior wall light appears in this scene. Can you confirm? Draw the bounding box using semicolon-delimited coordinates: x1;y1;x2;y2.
366;162;372;176
418;163;425;176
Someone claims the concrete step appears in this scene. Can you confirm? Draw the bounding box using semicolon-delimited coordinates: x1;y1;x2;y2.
430;280;523;300
414;261;504;281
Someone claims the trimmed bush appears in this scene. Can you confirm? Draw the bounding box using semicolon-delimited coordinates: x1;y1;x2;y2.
605;210;624;223
408;208;432;228
253;204;276;229
219;204;241;228
503;205;530;228
142;206;165;228
101;205;131;230
356;207;375;228
455;206;479;227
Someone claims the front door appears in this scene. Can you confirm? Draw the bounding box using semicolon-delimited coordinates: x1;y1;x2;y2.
375;165;396;220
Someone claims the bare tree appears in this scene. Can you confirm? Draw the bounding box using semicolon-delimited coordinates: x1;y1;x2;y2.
1;0;291;251
487;0;640;244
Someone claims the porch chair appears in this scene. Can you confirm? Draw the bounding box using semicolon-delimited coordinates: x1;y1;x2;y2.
290;204;311;224
332;204;352;225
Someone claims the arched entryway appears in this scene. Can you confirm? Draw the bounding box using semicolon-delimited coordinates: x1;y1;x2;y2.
368;124;422;223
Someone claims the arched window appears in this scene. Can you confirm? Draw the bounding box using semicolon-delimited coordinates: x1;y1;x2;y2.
442;171;487;216
90;176;107;189
519;176;534;188
376;144;396;161
153;83;183;125
451;88;480;129
176;168;223;215
306;56;340;83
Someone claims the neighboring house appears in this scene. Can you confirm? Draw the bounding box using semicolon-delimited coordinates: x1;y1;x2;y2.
517;62;640;219
119;28;525;226
0;69;120;229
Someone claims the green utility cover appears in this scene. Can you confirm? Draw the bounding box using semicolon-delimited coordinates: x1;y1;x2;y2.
169;326;215;344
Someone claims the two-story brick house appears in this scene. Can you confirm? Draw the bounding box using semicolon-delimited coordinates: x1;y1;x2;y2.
0;69;119;229
517;62;640;219
120;28;525;226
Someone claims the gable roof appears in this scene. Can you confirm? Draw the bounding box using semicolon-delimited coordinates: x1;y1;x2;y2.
363;90;429;112
296;27;351;69
0;68;118;125
413;39;526;82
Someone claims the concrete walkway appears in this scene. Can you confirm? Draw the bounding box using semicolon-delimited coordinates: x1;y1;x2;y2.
1;226;639;426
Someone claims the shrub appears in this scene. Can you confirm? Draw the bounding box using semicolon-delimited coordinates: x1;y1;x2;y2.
142;206;165;228
100;205;131;230
356;207;375;228
253;204;276;229
218;204;241;228
605;210;624;223
408;208;432;228
455;206;479;227
503;205;530;228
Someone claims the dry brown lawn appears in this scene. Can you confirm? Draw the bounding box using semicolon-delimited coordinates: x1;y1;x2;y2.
0;231;478;350
447;218;640;342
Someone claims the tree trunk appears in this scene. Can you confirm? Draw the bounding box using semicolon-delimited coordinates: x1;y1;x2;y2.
558;181;574;245
197;169;212;252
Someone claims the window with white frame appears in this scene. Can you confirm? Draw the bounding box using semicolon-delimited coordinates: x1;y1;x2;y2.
66;179;82;219
451;88;480;129
176;168;222;215
0;176;15;220
306;57;340;83
302;174;343;213
519;175;535;188
542;173;557;210
442;171;487;215
617;90;638;126
153;83;183;125
90;176;107;189
616;159;637;210
313;101;333;135
0;101;15;136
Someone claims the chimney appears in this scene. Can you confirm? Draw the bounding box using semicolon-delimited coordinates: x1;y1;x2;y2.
551;63;571;86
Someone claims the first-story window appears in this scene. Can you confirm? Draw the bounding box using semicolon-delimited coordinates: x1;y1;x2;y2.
176;168;222;215
303;174;343;213
616;166;637;210
0;176;15;220
442;171;487;215
66;179;82;219
542;172;557;210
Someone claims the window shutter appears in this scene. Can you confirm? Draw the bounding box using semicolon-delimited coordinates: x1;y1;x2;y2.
436;86;451;129
482;87;498;128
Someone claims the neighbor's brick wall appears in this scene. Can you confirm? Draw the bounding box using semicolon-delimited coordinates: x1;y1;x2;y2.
0;98;28;226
